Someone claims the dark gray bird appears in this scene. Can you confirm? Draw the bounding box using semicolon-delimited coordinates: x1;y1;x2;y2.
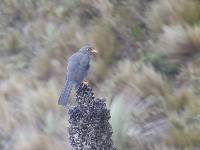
58;45;97;106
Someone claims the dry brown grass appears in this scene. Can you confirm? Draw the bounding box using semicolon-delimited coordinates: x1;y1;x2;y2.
167;116;200;149
152;25;200;64
0;70;67;149
146;0;200;33
1;0;200;149
89;22;120;82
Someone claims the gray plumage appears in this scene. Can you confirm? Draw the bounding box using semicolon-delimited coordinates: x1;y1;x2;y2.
58;45;96;106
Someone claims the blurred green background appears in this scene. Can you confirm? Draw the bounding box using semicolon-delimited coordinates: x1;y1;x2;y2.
1;0;200;149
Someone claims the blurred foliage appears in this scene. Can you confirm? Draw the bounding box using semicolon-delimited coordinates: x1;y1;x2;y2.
142;52;181;76
1;0;200;149
110;96;128;149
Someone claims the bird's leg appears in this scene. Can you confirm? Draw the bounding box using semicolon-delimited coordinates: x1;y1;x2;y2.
75;81;88;89
82;80;89;87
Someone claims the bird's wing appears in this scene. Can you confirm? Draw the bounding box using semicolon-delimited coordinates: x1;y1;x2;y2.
66;52;90;81
67;53;89;70
67;53;81;73
78;53;90;76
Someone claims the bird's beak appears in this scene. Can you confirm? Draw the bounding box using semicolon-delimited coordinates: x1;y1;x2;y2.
91;48;98;54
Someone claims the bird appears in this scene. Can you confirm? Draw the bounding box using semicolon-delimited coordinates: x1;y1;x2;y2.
58;45;98;106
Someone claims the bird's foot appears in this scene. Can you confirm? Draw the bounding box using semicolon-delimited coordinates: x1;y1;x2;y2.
82;81;89;87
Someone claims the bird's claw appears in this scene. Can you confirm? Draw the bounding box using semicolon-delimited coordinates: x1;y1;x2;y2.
82;81;89;87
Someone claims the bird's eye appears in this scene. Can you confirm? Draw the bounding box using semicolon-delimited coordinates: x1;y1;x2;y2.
87;48;91;51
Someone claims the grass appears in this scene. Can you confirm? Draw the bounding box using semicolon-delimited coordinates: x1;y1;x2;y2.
142;52;181;76
89;22;120;82
1;0;200;149
148;24;200;67
166;119;200;148
146;0;200;33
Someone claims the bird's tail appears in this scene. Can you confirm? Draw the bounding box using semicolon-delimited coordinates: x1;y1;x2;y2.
58;81;73;106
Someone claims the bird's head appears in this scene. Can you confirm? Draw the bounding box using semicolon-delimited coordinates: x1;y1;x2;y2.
79;45;98;56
